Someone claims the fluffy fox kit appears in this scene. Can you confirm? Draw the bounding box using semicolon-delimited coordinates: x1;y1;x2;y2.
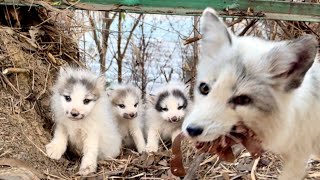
108;84;146;153
145;82;191;152
46;67;121;175
182;7;319;180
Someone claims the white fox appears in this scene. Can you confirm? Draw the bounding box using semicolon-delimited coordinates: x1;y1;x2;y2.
145;81;191;152
108;84;146;153
46;67;121;175
182;7;319;180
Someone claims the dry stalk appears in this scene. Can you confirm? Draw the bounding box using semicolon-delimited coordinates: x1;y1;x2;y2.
47;52;57;64
251;157;260;180
2;67;30;75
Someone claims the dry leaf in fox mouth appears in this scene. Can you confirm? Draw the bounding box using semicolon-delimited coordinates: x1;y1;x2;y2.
170;123;264;177
170;133;186;177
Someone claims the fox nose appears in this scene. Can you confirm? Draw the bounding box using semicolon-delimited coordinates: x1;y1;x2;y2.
186;126;203;137
71;110;80;117
129;113;136;118
170;116;178;122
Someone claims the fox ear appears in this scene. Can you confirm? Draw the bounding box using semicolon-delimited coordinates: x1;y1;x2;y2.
95;75;106;91
106;88;114;97
262;35;317;92
146;94;156;105
200;7;233;59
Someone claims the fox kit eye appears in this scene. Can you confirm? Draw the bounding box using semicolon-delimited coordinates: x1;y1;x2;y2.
178;105;185;110
230;95;252;106
199;82;210;95
64;95;71;102
118;104;125;109
161;107;168;112
134;103;138;107
83;99;92;105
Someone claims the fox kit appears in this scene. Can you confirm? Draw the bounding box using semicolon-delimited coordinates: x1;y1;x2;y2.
145;81;191;152
182;7;319;180
46;67;121;175
108;84;146;153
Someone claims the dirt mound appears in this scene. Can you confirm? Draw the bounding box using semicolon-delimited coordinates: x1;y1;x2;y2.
0;6;81;178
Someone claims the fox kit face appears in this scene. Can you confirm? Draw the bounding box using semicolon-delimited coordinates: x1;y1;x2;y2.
182;8;317;142
57;68;105;120
153;88;188;123
109;86;140;120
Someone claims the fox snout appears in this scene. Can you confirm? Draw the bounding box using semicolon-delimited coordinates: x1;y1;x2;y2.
185;125;204;137
71;109;80;117
67;109;84;120
168;116;180;123
123;112;137;119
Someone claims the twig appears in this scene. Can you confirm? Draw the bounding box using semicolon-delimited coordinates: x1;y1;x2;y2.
226;18;244;27
0;73;21;96
183;35;202;45
183;154;205;180
238;19;258;36
275;20;293;39
2;68;29;75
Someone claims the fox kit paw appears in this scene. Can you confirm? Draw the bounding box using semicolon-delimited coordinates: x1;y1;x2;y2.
136;144;146;154
45;142;65;160
145;145;158;153
79;161;97;176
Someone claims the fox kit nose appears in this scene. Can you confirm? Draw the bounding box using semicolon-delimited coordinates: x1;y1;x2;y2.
71;110;80;117
170;116;178;122
186;126;203;137
129;113;136;118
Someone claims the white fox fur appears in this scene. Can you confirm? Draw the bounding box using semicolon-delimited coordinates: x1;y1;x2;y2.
46;67;121;175
107;84;146;153
145;81;191;152
182;8;319;180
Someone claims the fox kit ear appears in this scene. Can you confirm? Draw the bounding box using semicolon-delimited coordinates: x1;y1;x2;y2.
106;88;113;97
146;94;156;105
95;75;106;91
200;7;233;58
263;35;318;92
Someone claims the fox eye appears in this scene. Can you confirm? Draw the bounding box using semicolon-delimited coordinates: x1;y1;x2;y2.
178;106;184;110
230;95;252;106
83;99;92;105
199;82;210;95
134;103;138;107
64;95;71;102
161;107;168;112
118;104;125;109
